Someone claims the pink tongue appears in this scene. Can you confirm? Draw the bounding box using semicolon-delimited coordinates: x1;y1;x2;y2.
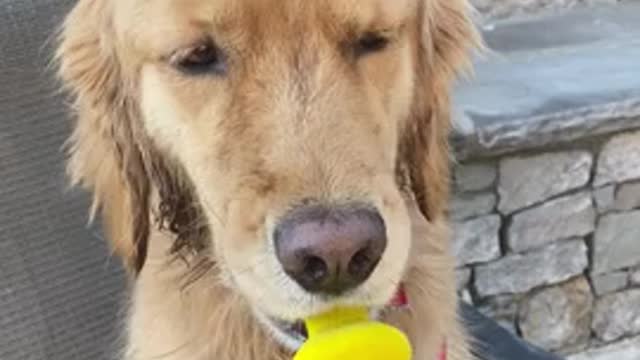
388;284;408;307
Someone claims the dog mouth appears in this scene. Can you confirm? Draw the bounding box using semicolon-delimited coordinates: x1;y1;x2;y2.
255;311;309;351
270;317;309;349
257;285;409;351
260;309;380;351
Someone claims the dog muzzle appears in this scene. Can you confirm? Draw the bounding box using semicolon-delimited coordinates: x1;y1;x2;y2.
257;284;447;360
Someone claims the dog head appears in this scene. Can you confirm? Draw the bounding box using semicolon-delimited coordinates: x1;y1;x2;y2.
58;0;479;347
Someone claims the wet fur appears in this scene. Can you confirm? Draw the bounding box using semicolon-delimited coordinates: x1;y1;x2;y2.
56;0;481;359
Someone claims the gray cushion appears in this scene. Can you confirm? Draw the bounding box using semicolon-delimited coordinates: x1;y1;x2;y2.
0;1;126;359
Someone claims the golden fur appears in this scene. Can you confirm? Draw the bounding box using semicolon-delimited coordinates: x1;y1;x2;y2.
56;0;481;359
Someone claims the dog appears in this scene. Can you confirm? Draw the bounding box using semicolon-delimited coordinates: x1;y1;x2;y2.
56;0;481;359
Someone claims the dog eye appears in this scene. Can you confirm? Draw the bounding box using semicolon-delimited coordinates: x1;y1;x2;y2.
354;32;390;57
171;41;227;75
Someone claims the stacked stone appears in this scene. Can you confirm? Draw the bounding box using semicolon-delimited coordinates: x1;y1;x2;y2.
451;131;640;359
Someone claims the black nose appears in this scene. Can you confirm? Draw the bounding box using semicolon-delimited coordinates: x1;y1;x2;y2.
274;204;387;295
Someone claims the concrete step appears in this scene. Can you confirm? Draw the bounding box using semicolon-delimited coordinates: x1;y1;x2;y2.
452;3;640;160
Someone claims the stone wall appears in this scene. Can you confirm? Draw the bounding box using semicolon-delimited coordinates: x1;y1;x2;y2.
470;0;625;21
451;130;640;358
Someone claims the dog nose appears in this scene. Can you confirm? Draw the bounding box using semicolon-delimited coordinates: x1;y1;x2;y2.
274;205;387;295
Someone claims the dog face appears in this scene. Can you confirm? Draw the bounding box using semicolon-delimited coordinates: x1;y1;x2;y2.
58;0;478;347
131;0;418;319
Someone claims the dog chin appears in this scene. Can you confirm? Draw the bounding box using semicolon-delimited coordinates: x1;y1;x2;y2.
226;252;404;350
253;308;308;351
252;303;386;352
248;282;405;352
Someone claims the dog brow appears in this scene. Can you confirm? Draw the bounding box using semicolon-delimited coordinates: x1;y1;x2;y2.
326;0;413;32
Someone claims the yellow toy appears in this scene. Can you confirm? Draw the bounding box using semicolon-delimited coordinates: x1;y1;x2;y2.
293;307;412;360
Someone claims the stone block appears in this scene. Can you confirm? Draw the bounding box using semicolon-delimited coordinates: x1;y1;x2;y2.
454;163;497;192
595;131;640;186
592;211;640;275
498;151;592;215
507;192;596;253
452;215;501;267
568;336;640;360
519;277;593;352
475;239;588;297
591;271;629;296
613;181;640;211
592;289;640;342
450;192;496;221
593;185;615;214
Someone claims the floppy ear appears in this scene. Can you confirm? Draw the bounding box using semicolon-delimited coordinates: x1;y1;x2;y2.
401;0;481;221
57;0;151;274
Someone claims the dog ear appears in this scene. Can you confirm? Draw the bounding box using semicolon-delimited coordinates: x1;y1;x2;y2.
400;0;481;221
57;0;151;274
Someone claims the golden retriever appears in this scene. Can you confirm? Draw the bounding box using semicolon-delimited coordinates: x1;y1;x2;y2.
56;0;480;359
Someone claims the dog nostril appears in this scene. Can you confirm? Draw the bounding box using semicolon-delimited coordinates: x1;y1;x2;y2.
348;248;374;278
303;256;329;283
